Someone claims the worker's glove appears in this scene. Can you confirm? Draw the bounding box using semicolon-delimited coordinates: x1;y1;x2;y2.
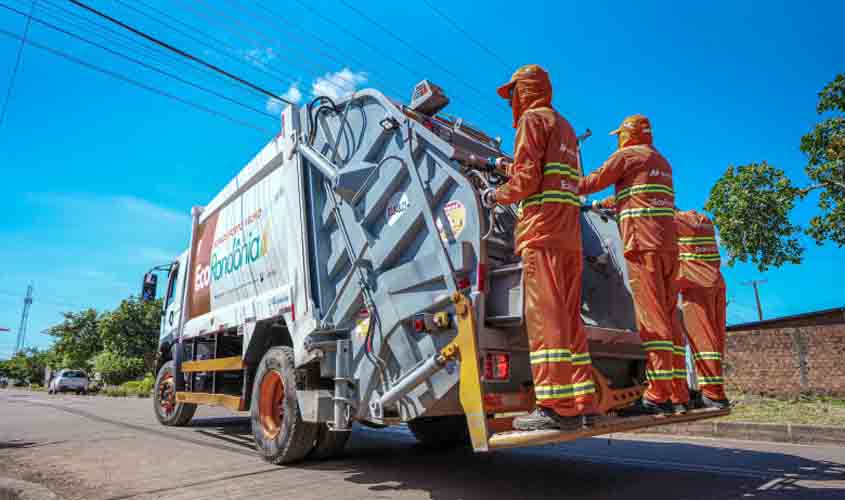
481;188;497;208
590;199;603;213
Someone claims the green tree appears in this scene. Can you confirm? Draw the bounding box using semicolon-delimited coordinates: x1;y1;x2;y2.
706;74;845;271
3;348;54;384
91;351;145;385
98;297;162;371
47;308;102;369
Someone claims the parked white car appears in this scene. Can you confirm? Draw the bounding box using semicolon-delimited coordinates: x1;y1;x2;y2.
48;369;89;395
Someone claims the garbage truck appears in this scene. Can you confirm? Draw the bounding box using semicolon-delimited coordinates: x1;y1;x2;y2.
141;80;729;464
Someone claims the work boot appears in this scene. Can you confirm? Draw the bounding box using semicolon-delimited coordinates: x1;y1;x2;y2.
700;395;731;410
581;413;601;428
672;403;688;415
621;398;674;416
513;407;581;431
688;390;703;409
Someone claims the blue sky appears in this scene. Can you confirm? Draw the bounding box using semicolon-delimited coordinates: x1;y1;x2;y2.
0;0;842;357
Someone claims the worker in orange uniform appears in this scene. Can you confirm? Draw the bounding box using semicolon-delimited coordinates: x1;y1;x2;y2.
481;64;596;430
674;208;731;409
579;115;678;415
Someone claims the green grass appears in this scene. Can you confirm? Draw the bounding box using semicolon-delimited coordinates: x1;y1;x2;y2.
722;393;845;426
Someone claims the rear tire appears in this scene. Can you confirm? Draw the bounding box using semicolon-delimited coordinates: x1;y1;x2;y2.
308;424;351;460
250;346;317;464
408;415;470;449
153;360;196;426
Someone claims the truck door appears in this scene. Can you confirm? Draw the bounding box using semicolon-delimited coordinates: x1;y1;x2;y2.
161;251;188;342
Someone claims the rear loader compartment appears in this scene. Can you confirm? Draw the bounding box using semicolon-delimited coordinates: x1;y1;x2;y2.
149;81;728;463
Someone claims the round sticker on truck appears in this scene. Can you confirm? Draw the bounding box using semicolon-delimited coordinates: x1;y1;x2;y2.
437;200;466;242
386;191;410;227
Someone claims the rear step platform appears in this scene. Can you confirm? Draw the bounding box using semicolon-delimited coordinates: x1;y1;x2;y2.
488;407;730;449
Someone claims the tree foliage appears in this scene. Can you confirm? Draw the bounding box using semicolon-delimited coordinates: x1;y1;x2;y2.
706;74;845;271
91;351;146;386
3;295;163;385
47;308;102;369
99;297;162;361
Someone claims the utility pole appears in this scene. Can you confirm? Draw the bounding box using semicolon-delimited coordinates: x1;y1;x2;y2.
15;284;33;353
741;279;767;321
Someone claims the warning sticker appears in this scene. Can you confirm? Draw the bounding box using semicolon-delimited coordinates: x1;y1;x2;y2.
437;200;466;242
386;191;410;227
353;314;371;340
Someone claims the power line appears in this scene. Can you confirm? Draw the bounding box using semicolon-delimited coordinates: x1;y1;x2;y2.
0;3;277;119
0;0;33;128
338;0;500;108
175;0;361;97
224;0;406;99
119;0;302;93
420;0;510;71
289;0;498;124
10;0;269;102
67;0;292;105
0;27;276;134
249;0;402;94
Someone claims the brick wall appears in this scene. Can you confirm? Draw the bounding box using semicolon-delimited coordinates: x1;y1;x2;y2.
725;324;845;397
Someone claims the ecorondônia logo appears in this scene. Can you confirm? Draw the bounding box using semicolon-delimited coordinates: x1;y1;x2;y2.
195;225;270;291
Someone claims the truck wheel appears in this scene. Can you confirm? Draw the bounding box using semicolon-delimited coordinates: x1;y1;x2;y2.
309;424;351;460
251;346;317;464
153;360;196;426
408;415;470;449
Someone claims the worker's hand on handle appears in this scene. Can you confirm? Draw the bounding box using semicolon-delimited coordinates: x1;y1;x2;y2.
481;188;498;209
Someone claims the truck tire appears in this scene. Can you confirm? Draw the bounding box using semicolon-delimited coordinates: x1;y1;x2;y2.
153;360;196;426
408;415;470;449
251;346;318;464
308;424;351;460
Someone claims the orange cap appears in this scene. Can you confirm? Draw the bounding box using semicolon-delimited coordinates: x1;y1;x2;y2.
609;114;653;148
496;64;549;99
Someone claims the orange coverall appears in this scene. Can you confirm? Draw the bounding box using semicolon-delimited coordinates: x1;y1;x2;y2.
580;145;679;404
674;210;728;401
494;69;595;416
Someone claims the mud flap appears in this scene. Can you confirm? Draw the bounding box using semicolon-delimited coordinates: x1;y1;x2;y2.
443;293;489;452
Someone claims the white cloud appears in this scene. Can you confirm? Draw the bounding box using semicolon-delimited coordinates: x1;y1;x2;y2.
242;47;276;67
311;68;368;101
266;82;303;114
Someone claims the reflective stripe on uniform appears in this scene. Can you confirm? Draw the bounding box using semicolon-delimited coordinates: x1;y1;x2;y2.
673;369;687;380
673;346;686;356
642;340;674;352
678;236;716;244
699;376;725;385
543;163;579;180
693;352;723;361
646;369;675;381
679;252;721;261
530;348;571;365
571;352;592;366
619;207;675;219
615;184;674;202
534;380;596;400
520;190;580;210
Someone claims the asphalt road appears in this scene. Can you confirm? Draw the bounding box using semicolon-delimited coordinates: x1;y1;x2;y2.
2;389;844;500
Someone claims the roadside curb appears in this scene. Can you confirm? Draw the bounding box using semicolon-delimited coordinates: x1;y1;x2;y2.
636;420;845;446
0;478;60;500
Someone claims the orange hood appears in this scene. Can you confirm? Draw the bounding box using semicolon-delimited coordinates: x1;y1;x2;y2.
497;64;553;128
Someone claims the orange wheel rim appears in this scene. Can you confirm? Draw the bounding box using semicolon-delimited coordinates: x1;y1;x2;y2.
159;373;175;416
258;371;284;439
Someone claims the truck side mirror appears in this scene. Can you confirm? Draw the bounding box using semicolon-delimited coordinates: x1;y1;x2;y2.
142;273;158;302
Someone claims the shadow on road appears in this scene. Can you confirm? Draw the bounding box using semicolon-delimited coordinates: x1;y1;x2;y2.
185;418;845;499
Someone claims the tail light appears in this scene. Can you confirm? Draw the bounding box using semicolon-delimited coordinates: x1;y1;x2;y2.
483;351;511;381
457;276;471;290
476;263;487;293
413;318;426;332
